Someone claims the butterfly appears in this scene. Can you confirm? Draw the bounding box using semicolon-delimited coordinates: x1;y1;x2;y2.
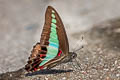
25;6;77;72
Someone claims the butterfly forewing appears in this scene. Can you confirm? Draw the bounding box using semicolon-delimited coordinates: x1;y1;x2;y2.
52;6;69;55
40;6;69;53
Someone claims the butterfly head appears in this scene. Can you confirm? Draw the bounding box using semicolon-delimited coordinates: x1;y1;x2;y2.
68;52;77;60
61;51;77;63
64;45;84;63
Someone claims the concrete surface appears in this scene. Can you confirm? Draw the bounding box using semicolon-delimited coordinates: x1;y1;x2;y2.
0;0;120;80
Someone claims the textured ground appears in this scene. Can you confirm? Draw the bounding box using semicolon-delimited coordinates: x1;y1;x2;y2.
0;19;120;80
0;0;120;80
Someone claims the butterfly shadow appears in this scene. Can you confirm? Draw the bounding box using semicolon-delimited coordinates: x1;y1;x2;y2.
25;69;73;76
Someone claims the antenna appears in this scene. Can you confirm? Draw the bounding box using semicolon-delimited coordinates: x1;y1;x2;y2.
73;45;84;53
71;35;87;70
72;35;85;52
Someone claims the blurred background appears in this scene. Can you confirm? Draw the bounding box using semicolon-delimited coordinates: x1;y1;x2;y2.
0;0;120;74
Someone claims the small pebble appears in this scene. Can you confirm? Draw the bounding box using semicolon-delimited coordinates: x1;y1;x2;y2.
62;77;66;80
114;60;117;65
9;74;12;77
45;77;48;80
116;74;120;77
117;66;120;69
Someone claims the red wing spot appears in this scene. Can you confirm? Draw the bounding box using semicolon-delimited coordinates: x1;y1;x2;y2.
58;50;62;56
34;68;37;71
40;54;46;58
39;66;44;69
